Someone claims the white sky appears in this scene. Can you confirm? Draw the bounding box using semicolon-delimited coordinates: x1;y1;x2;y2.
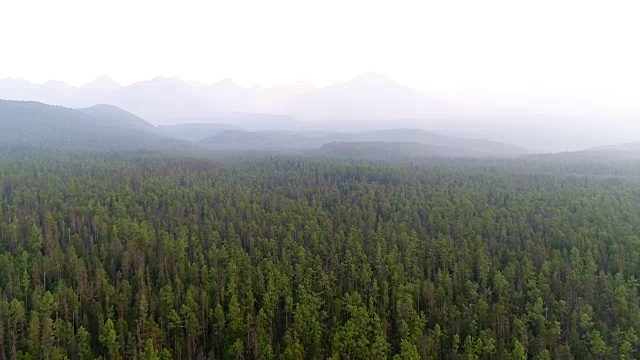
1;0;639;111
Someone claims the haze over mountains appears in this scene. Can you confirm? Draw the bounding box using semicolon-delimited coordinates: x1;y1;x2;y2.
0;73;436;121
1;72;639;151
0;99;530;157
0;75;320;121
2;98;640;161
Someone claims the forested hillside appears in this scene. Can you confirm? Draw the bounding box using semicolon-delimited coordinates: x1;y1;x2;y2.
76;105;155;132
0;100;188;151
1;154;640;359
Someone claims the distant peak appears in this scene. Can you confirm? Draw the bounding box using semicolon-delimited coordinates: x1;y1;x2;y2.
150;76;182;82
94;75;116;82
82;75;121;88
214;78;239;87
289;79;317;88
85;103;119;109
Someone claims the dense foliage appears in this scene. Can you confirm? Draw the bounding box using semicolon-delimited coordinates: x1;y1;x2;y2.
1;153;640;359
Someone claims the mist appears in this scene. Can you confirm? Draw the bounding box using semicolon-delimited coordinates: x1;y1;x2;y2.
1;73;638;152
4;2;640;359
1;1;639;154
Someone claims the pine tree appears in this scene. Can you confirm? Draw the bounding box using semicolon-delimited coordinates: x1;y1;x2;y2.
100;319;118;360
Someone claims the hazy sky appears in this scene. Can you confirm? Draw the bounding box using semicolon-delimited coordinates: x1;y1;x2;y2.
1;0;638;111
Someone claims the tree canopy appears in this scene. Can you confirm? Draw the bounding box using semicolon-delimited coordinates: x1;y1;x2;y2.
0;153;639;359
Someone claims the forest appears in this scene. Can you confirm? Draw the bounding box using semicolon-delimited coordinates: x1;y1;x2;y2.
1;152;640;359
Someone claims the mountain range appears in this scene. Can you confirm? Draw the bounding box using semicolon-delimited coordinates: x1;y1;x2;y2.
0;72;449;125
1;73;639;151
1;99;640;160
0;99;529;157
0;75;329;122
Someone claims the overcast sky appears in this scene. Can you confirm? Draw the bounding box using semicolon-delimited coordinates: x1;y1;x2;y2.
1;0;638;112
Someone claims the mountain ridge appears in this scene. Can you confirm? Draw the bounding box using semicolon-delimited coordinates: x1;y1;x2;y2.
77;104;156;131
199;128;530;157
0;100;188;151
2;74;639;151
0;72;427;121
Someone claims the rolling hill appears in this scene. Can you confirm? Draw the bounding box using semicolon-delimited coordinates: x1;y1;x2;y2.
200;128;530;157
0;98;532;157
77;104;155;131
574;141;640;160
0;100;187;151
